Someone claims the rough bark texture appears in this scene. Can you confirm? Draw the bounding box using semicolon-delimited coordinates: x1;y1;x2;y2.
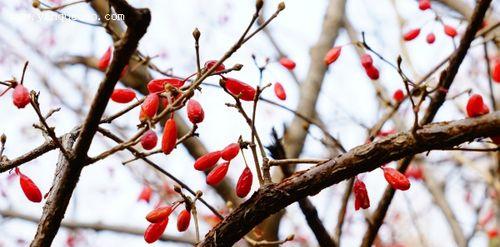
198;112;500;246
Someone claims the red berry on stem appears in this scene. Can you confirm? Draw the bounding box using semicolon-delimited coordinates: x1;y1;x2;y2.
141;130;158;150
147;78;184;93
279;57;296;70
324;46;342;65
146;205;173;223
12;84;30;109
161;118;177;154
418;0;431;10
274;82;286;100
141;93;160;119
492;59;500;83
144;219;168;244
16;168;42;203
466;94;490;117
138;185;153;203
365;65;380;80
177;209;191;232
353;178;370;210
221;143;239;161
224;78;256;101
426;33;435;44
382;167;411;191
187;99;204;124
393;89;404;103
360;54;373;69
236;167;253;198
111;88;136;103
204;60;226;72
444;25;457;37
403;28;420;41
206;162;229;185
97;47;112;71
194;151;222;171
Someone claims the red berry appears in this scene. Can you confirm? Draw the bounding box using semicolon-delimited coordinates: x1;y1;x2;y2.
144;219;168;243
488;229;499;239
12;84;30;109
236;167;253;198
161;118;177;154
97;47;112;71
138;185;153;203
403;28;420;41
187;99;204;124
204;60;226;72
418;0;431;10
224;78;256;101
111;88;136;103
146;205;173;223
324;46;342;65
274;82;286;101
444;25;457;38
221;143;239;161
492;59;500;83
16;168;42;203
147;78;184;93
382;167;411;191
405;165;424;180
177;210;191;232
141;93;160;119
360;54;373;69
426;33;436;44
141;130;158;150
194;151;221;171
206;162;229;185
466;94;490;117
365;65;380;80
393;89;404;103
353;178;370;210
279;57;296;70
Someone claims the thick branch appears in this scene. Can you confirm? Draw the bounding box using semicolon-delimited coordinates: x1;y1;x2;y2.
198;112;500;246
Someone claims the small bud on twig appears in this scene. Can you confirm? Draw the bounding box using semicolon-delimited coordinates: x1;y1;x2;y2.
192;28;201;40
32;0;40;8
233;64;244;71
1;134;6;144
174;185;182;193
277;2;285;11
255;0;264;11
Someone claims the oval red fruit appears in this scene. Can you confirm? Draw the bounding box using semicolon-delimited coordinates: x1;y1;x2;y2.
221;143;239;161
444;25;457;37
177;209;191;232
161;118;177;154
274;82;286;101
206;162;229;185
403;28;420;41
187;99;204;124
236;167;253;198
353;178;370;210
360;54;373;69
466;94;490;117
405;165;424;180
365;65;380;80
138;185;153;203
141;93;160;119
393;89;404;103
147;78;184;93
141;130;158;150
382;167;411;191
146;205;173;223
17;169;42;203
144;219;168;243
224;78;256;101
418;0;431;10
97;47;112;71
492;59;500;83
204;60;226;73
111;89;136;103
426;33;435;44
194;151;222;171
324;46;342;65
279;57;296;70
12;84;30;109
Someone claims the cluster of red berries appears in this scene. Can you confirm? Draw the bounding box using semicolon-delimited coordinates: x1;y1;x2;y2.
323;46;381;80
403;0;460;44
143;203;192;243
